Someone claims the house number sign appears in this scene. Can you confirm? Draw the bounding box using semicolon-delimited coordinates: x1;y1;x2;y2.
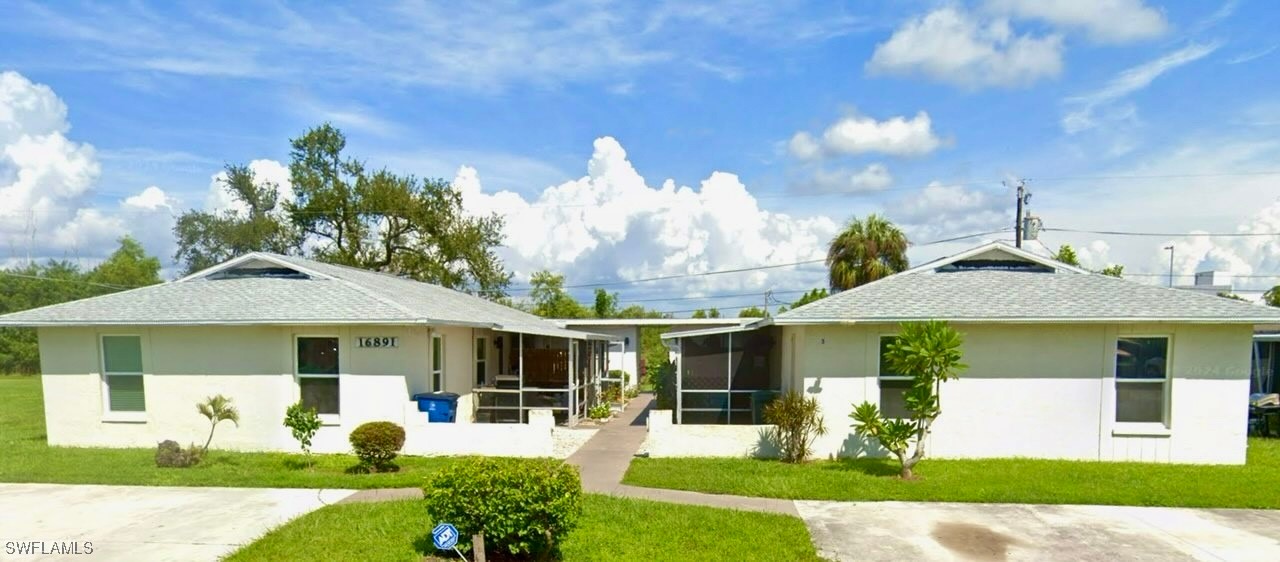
357;336;399;348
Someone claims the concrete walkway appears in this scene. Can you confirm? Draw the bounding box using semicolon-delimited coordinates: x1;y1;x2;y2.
565;394;797;516
0;483;352;561
797;500;1280;561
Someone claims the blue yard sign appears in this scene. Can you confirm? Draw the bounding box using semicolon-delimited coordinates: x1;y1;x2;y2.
432;522;460;550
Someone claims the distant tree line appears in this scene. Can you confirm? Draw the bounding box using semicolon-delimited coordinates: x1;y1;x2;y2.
1;237;161;373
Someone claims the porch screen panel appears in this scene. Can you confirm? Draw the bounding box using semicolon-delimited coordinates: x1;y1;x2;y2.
680;334;730;424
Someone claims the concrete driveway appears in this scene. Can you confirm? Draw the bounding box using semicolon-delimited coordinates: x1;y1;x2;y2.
797;500;1280;562
0;483;353;561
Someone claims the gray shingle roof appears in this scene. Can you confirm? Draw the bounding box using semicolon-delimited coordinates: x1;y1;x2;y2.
777;243;1280;324
0;253;614;339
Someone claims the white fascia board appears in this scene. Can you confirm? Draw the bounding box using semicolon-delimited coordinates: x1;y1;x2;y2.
770;317;1280;325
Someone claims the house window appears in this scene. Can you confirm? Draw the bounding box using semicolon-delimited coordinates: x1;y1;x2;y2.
475;337;487;386
878;336;911;419
1116;336;1169;424
297;336;339;415
432;334;445;392
102;335;145;412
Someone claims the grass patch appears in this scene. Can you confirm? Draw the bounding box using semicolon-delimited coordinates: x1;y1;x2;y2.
228;494;822;561
624;439;1280;509
0;375;456;489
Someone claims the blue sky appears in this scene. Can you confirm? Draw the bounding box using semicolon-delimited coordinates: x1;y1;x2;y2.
2;1;1279;312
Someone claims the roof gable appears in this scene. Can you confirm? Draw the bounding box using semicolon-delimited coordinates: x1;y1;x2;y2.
775;242;1280;324
0;252;614;339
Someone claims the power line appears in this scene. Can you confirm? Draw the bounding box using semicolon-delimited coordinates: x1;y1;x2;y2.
508;228;1011;293
1122;272;1280;279
618;288;811;305
1030;170;1280;182
1046;228;1280;238
0;271;139;290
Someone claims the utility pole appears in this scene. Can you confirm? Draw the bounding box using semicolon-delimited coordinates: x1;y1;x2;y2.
1164;245;1175;287
1008;179;1029;248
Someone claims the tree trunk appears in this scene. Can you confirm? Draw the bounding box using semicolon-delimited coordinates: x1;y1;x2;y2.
202;421;216;453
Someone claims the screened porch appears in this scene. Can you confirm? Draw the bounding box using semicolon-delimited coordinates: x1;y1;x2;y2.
473;331;611;425
670;326;782;424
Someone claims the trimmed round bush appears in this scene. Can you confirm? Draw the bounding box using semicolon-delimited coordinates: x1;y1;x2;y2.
348;421;405;472
424;457;583;558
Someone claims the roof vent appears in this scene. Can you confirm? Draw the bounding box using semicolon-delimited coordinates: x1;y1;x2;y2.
938;259;1055;273
207;266;310;280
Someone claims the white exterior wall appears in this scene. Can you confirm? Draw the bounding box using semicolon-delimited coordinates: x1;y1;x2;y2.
36;324;556;455
782;323;1252;464
650;322;1250;464
642;410;778;458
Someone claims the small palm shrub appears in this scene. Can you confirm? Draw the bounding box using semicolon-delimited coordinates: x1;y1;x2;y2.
196;394;239;453
424;458;583;558
155;439;202;468
349;421;406;473
763;390;827;463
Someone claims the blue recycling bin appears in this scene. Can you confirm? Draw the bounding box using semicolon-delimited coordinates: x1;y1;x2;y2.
412;392;460;423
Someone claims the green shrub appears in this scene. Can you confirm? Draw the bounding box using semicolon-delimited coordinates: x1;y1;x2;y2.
601;382;622;403
763;391;827;463
588;402;611;420
851;320;966;479
155;439;202;468
608;369;628;386
349;421;406;472
424;458;583;558
283;401;322;466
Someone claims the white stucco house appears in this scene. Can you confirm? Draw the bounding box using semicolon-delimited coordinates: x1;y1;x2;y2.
654;242;1280;465
0;253;618;457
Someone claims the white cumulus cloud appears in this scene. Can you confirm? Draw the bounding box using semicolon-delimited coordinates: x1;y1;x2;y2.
867;7;1063;89
802;164;893;195
985;0;1168;44
887;181;1010;243
454;137;838;295
0;70;173;267
790;111;942;160
204;159;294;215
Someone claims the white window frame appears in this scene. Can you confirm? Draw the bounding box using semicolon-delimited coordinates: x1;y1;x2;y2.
876;334;911;420
1113;334;1173;432
99;333;146;423
475;336;488;386
432;333;445;392
294;334;341;425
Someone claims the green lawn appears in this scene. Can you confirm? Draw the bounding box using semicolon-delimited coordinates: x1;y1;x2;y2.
0;375;455;489
228;495;822;562
624;439;1280;509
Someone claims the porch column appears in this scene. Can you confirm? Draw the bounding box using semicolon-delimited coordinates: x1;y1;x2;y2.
518;333;524;422
727;331;733;425
568;340;576;424
675;337;683;424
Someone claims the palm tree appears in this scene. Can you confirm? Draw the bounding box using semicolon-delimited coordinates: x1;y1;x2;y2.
826;214;909;291
197;395;240;454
